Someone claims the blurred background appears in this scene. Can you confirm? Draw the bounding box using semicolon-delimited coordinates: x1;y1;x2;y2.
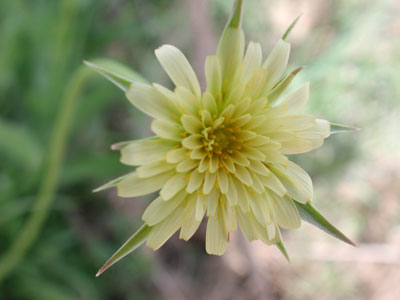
1;0;399;299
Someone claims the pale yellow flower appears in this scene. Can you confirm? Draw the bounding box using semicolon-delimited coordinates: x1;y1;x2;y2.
89;0;355;276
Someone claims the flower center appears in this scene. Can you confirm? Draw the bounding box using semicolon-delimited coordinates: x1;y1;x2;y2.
202;123;240;157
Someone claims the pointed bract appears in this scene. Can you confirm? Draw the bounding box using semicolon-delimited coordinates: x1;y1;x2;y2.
84;59;147;91
96;224;152;277
282;14;302;41
330;122;361;134
276;240;290;262
227;0;243;29
294;202;356;246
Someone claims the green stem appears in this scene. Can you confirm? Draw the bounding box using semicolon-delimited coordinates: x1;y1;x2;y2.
0;66;94;282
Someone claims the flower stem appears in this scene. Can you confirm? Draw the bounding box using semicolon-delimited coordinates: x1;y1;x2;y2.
0;66;94;282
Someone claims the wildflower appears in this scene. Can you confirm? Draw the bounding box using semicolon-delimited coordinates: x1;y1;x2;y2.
87;0;356;276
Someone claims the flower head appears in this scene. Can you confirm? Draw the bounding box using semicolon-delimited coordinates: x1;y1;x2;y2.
88;0;356;276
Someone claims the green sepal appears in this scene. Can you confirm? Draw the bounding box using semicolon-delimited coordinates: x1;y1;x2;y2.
84;59;147;92
267;66;304;104
227;0;243;29
92;172;132;193
330;122;360;134
295;202;355;246
282;14;302;41
276;240;290;262
96;224;152;277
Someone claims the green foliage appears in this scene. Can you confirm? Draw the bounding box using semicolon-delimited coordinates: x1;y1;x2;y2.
0;0;180;298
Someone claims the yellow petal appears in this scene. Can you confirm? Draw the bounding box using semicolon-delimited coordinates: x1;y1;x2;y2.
182;134;204;149
221;104;235;121
181;114;203;134
195;194;207;221
160;172;188;200
235;178;250;212
217;27;245;92
117;170;174;198
235;165;253;186
125;82;180;122
226;85;246;107
226;175;238;205
137;160;176;178
205;55;222;97
237;209;257;241
250;172;265;193
247;97;268;115
280;82;309;114
202;91;218;116
120;138;176;166
176;159;198;173
250;192;273;226
166;147;187;163
222;201;237;232
280;115;316;131
206;214;228;255
217;168;229;194
280;138;314;154
241;41;262;83
206;186;220;217
245;135;270;147
175;86;201;115
270;193;301;229
230;114;251;128
235;130;257;141
259;171;287;197
263;39;290;91
142;191;187;226
221;156;236;173
263;151;289;164
244;68;268;100
198;155;210;172
190;148;207;160
151;120;183;141
271;161;313;203
230;151;250;166
155;44;201;98
209;155;219;173
180;216;200;241
180;193;201;240
201;109;214;126
203;171;217;194
241;146;265;161
186;169;205;193
146;205;185;250
296;119;330;139
248;159;270;176
248;210;275;245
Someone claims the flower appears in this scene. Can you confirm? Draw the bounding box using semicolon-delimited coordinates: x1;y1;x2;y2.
88;0;356;276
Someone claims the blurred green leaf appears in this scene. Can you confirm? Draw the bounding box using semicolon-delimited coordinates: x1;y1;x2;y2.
0;119;43;172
